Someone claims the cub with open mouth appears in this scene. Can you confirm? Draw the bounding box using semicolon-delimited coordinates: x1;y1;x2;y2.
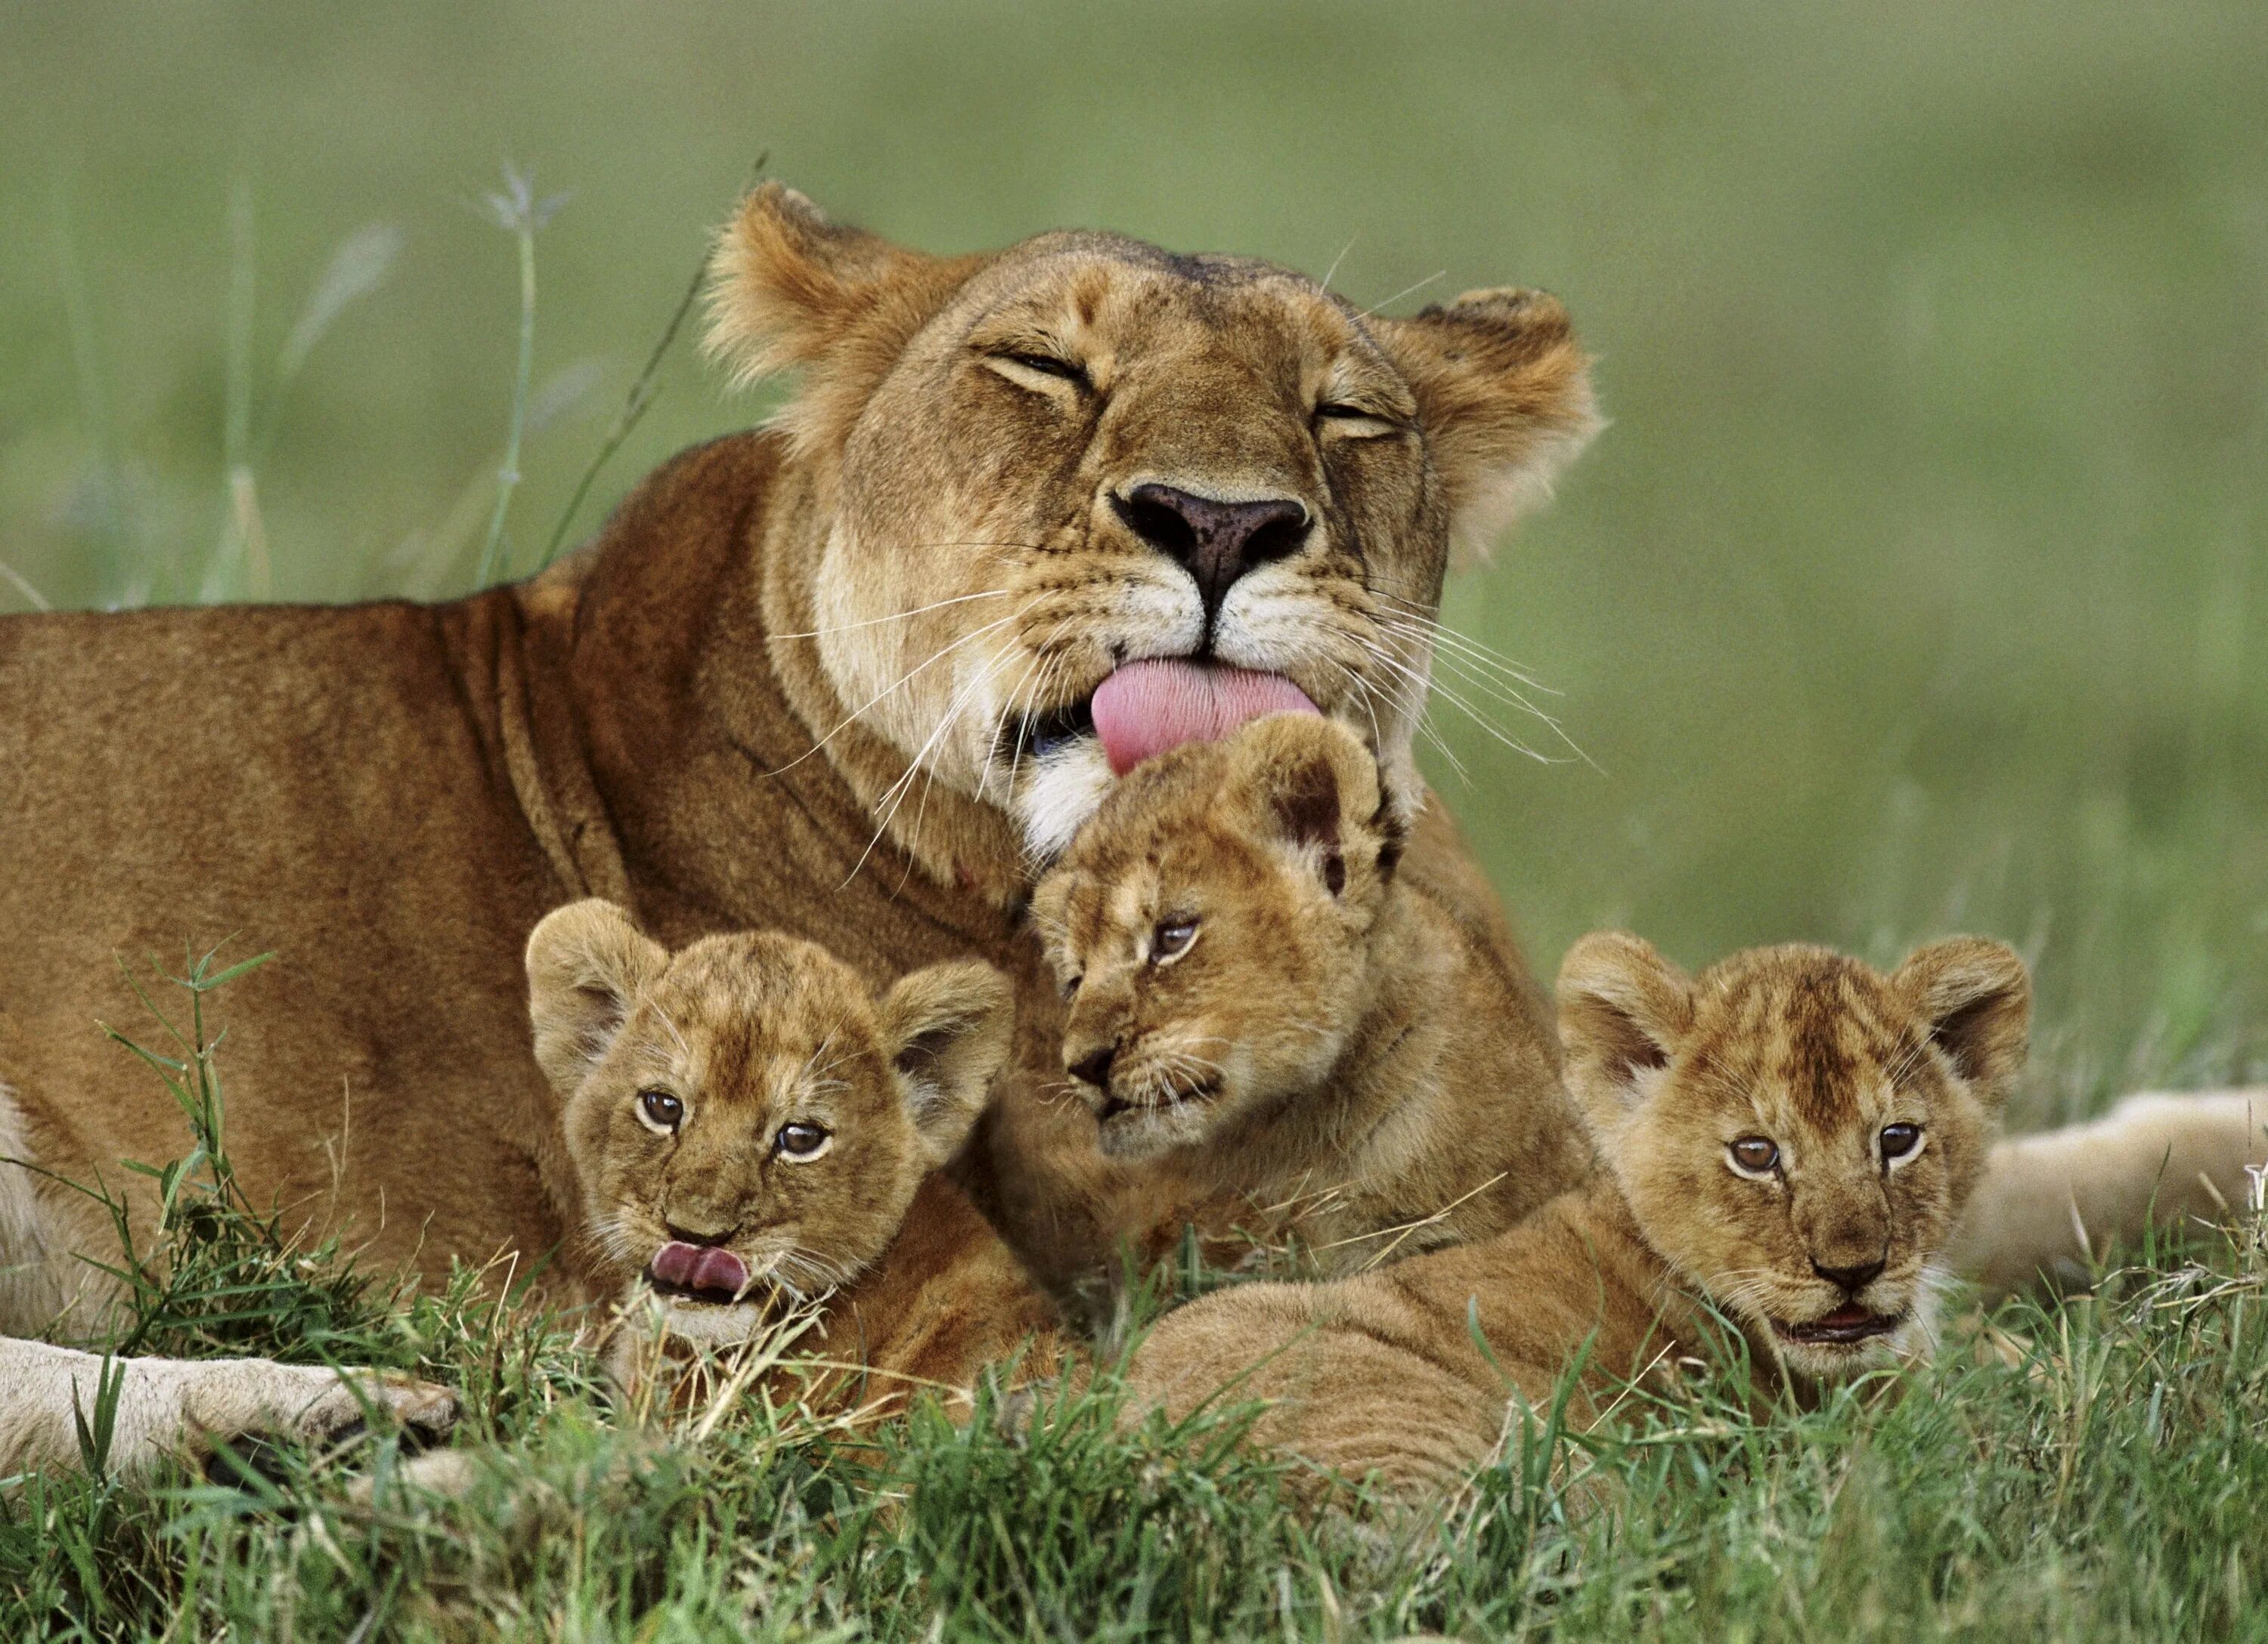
524;900;1056;1399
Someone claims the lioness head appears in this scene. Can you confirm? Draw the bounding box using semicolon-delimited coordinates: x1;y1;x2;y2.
524;900;1014;1342
1030;713;1400;1159
708;184;1597;872
1557;933;2031;1378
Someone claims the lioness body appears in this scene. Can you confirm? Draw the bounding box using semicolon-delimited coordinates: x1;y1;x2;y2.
0;185;2251;1475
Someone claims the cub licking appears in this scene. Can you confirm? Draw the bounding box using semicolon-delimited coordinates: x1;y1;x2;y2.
524;901;1060;1411
1028;712;1590;1293
1118;933;2036;1495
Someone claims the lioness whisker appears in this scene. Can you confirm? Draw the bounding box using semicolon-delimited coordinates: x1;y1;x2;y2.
770;604;1037;779
1358;639;1565;766
1373;611;1565;711
768;586;1018;639
1345;646;1470;768
1369;591;1556;689
846;639;1022;887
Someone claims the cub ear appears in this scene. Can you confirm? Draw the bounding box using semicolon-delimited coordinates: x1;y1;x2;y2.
525;900;670;1098
1237;715;1384;895
1893;937;2031;1107
878;960;1016;1167
1371;287;1601;568
705;181;962;386
1557;931;1695;1137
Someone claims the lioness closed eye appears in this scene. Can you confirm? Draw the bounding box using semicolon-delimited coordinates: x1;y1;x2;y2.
525;901;1056;1402
1118;933;2038;1495
1029;712;1589;1295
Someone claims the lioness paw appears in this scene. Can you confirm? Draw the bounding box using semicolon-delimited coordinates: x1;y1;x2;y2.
191;1365;460;1481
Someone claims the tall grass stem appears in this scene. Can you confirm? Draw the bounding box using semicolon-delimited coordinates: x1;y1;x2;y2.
474;205;540;589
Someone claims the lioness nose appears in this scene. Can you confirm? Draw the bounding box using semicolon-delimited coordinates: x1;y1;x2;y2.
1067;1043;1117;1090
1114;484;1311;622
1811;1255;1886;1293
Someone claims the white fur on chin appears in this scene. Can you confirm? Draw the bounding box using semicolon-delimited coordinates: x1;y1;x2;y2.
1015;738;1117;862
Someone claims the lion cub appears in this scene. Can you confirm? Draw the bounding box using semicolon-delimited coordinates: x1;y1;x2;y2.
1120;933;2035;1494
1029;713;1590;1285
524;901;1058;1404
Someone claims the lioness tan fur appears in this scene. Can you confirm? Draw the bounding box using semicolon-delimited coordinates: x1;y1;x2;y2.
1027;714;1590;1298
1119;934;2035;1494
0;183;1605;1468
524;901;1059;1413
0;183;2246;1472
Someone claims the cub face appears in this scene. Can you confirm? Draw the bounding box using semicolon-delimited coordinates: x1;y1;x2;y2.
525;901;1013;1344
1030;714;1402;1159
1559;933;2032;1379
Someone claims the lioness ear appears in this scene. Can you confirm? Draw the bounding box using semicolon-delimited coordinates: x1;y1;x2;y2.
1893;937;2031;1107
1557;932;1695;1136
878;960;1016;1167
1238;715;1383;896
1372;287;1600;568
525;900;670;1097
705;181;965;387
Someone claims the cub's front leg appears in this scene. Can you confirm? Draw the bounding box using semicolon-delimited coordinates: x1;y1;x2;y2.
0;1337;459;1483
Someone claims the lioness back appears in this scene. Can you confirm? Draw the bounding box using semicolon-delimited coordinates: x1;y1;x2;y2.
1121;933;2036;1496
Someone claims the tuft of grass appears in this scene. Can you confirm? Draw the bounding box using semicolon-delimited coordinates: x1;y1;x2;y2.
470;168;566;591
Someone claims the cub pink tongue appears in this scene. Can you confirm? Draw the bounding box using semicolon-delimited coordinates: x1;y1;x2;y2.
1089;660;1320;776
649;1240;751;1299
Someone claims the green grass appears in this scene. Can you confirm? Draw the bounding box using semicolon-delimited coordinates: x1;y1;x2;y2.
2;2;2265;1636
6;987;2264;1639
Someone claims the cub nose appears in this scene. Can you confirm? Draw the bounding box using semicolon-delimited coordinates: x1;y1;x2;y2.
664;1218;735;1248
1811;1256;1886;1293
1113;483;1310;622
1067;1043;1117;1090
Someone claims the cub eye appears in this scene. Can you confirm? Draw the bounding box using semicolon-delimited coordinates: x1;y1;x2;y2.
1879;1122;1924;1165
638;1090;683;1132
1151;918;1200;964
1061;972;1083;1001
775;1122;832;1162
1727;1136;1780;1177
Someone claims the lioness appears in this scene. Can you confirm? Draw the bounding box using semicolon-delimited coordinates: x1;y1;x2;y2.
0;184;2240;1472
524;900;1058;1413
0;183;1607;1468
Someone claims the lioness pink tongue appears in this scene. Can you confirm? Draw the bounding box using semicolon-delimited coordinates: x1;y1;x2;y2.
650;1241;751;1299
1089;659;1320;776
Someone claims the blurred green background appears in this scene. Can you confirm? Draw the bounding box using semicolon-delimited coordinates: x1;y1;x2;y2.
3;2;2263;1120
